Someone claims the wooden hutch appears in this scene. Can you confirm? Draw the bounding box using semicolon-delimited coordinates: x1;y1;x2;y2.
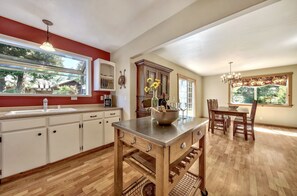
135;59;173;118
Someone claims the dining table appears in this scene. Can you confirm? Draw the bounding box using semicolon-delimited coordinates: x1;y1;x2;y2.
211;107;249;140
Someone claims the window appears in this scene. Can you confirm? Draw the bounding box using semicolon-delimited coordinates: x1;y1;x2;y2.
178;74;195;117
230;73;292;106
0;36;91;96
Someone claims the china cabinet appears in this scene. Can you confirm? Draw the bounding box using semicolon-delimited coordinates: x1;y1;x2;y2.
135;59;173;118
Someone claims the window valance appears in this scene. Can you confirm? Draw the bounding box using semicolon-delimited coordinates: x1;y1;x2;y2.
231;73;291;88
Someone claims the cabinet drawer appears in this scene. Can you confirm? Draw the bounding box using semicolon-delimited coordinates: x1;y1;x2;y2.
104;110;120;118
83;112;103;121
1;118;46;132
192;125;206;144
169;132;192;163
119;130;157;157
49;114;80;126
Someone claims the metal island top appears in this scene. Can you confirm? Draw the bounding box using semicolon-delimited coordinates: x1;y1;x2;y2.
112;116;208;147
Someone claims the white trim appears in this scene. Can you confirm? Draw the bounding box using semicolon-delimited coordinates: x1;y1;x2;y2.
0;34;92;61
0;34;92;97
0;93;92;98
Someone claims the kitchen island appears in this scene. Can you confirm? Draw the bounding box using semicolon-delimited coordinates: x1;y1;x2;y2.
112;116;208;196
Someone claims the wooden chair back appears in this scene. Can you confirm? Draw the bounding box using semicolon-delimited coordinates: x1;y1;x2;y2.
207;99;219;119
250;100;258;122
207;99;212;119
212;99;218;109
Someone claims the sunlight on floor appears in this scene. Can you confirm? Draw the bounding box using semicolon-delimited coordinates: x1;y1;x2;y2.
255;126;297;137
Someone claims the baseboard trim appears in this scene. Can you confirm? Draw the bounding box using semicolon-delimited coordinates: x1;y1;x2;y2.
203;116;297;130
255;123;297;130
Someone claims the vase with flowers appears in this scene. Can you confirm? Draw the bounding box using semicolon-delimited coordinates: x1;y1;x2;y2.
144;78;161;108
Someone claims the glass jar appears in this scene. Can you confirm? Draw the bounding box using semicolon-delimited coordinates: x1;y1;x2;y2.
151;89;159;108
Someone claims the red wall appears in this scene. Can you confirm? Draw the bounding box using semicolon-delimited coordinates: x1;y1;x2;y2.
0;16;111;107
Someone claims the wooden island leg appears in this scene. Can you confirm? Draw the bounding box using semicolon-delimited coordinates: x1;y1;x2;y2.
199;135;208;195
114;128;123;196
155;146;169;196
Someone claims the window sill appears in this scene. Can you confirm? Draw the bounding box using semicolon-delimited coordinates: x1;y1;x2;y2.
229;103;293;108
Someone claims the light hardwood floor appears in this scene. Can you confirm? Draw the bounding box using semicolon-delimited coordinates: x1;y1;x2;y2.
0;124;296;195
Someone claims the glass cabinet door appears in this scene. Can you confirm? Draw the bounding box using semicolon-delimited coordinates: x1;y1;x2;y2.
145;67;157;95
159;71;170;97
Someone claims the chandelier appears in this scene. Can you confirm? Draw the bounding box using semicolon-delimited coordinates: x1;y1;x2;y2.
40;19;55;52
221;62;241;83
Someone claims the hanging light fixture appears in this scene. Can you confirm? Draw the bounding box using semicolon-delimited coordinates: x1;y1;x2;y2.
40;19;55;52
221;62;241;84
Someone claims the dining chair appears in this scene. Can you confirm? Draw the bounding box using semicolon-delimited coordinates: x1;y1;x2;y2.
233;100;258;140
207;99;227;134
213;99;231;128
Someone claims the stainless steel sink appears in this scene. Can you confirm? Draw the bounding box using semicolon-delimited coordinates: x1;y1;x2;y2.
46;108;77;112
5;108;77;115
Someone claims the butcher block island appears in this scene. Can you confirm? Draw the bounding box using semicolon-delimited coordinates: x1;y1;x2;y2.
112;117;208;196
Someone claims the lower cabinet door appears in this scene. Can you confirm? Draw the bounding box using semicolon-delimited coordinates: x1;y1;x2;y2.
48;123;80;163
104;116;121;144
2;128;47;177
83;119;104;151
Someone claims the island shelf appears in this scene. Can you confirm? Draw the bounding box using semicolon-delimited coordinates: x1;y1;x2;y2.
113;117;208;196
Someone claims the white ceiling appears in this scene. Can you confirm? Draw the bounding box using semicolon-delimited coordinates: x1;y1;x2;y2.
153;0;297;76
0;0;196;52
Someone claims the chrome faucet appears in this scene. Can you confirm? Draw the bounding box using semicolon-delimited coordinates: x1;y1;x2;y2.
43;98;48;112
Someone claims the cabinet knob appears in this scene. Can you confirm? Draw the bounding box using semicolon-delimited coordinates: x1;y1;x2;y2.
106;121;109;123
38;133;42;136
131;137;136;145
99;121;102;124
90;115;97;118
119;132;125;139
197;130;202;135
53;130;57;133
146;143;152;152
180;142;187;149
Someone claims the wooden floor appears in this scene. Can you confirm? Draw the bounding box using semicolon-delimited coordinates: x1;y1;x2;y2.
0;124;297;195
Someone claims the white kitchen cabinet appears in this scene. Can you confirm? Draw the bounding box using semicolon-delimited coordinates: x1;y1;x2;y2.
48;123;80;163
0;108;121;179
104;116;121;144
1;128;47;177
83;119;104;151
94;58;116;91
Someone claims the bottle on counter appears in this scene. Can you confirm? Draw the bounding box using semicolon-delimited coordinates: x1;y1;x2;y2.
160;93;167;108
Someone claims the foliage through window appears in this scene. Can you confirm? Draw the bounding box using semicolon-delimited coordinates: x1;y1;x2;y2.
0;37;91;96
230;73;292;106
178;74;195;117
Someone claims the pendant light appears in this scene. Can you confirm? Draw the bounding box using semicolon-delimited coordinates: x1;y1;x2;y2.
40;19;55;52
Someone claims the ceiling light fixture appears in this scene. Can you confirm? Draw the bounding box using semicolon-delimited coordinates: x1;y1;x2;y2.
40;19;55;52
221;62;241;84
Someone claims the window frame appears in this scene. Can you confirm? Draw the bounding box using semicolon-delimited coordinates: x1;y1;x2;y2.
0;34;92;97
228;72;293;107
177;73;196;117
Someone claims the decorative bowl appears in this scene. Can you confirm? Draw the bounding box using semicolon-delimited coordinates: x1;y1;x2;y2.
229;105;239;110
151;109;179;125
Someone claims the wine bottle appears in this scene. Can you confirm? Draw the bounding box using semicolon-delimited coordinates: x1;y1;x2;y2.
160;93;167;108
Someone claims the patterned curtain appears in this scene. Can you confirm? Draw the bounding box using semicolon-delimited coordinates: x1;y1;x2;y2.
231;73;288;87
